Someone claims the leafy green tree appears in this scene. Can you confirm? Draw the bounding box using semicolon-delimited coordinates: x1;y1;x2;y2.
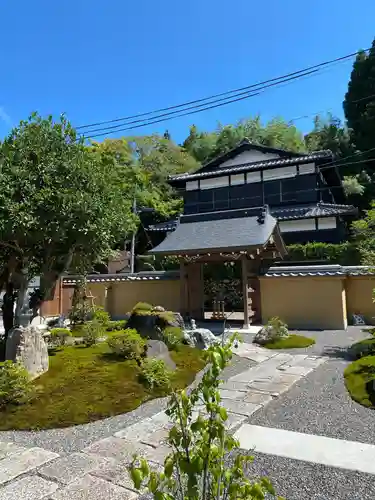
344;40;375;155
184;117;306;164
352;203;375;265
0;113;135;334
130;335;281;499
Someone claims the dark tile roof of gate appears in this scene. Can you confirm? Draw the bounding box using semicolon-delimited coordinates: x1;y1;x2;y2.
149;207;279;255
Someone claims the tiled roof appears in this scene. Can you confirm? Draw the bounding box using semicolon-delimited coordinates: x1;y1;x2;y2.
147;203;357;232
263;265;375;277
169;151;332;182
271;203;357;220
149;207;279;255
63;271;180;284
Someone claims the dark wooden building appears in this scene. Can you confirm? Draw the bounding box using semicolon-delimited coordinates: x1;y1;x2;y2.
148;140;357;326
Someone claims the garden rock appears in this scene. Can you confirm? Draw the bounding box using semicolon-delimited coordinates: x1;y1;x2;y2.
183;328;219;350
126;308;184;340
146;339;176;370
253;322;289;346
5;325;49;379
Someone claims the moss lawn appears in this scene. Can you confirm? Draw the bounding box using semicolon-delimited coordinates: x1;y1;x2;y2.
0;343;205;431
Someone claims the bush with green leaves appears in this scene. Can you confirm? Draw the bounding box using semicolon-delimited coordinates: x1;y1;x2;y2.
139;358;172;391
50;328;71;347
133;302;153;313
163;326;183;350
92;307;110;328
130;335;279;499
106;320;128;332
107;329;146;360
0;361;34;408
82;320;104;347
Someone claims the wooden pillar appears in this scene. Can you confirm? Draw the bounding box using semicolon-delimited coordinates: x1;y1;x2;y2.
242;258;251;329
186;263;204;320
179;261;188;317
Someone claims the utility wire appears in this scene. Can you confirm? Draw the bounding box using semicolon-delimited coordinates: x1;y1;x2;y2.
81;70;320;138
77;47;370;132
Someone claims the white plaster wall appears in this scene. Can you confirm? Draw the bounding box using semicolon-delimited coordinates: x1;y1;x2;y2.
220;150;279;168
279;219;316;232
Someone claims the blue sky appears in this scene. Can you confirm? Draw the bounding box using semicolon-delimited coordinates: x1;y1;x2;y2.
1;0;375;144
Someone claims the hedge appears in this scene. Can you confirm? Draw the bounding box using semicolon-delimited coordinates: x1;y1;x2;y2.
285;242;361;265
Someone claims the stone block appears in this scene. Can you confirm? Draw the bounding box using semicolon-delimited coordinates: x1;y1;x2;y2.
140;427;170;448
248;373;300;396
220;381;249;392
138;444;170;465
278;365;313;376
93;461;163;491
226;412;247;430
221;400;261;417
5;326;49;379
114;420;156;442
83;438;141;464
243;391;273;405
219;389;246;400
0;475;59;500
0;448;59;485
38;452;114;485
50;474;137;500
0;441;27;460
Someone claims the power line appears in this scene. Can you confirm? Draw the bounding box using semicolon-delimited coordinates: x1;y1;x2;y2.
82;70;319;138
77;47;371;134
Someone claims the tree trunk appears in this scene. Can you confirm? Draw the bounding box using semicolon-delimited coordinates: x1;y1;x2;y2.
14;271;29;327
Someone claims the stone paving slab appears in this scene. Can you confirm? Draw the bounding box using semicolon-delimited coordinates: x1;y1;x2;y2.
50;474;138;500
0;475;59;500
243;391;273;405
221;400;261;417
38;452;114;485
0;447;59;486
0;442;28;461
84;437;141;464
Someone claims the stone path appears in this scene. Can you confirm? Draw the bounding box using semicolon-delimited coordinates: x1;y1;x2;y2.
0;343;327;499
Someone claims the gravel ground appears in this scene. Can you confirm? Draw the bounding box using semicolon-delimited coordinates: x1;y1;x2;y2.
249;326;375;444
0;353;253;454
245;451;375;500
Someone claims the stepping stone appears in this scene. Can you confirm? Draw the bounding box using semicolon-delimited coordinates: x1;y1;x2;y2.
220;381;249;392
278;365;313;376
221;400;261;417
140;427;170;448
50;474;137;500
138;444;170;465
0;447;59;486
226;412;247;430
243;391;273;405
38;452;114;485
0;442;27;461
93;460;163;491
115;411;171;443
84;437;141;463
0;474;59;500
248;373;300;396
219;389;246;400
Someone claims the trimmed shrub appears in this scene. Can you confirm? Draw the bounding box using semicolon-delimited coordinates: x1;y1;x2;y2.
0;361;34;408
50;328;71;346
82;320;104;347
344;355;375;408
139;358;172;390
285;241;360;265
107;329;146;360
253;316;289;346
349;338;375;359
162;326;183;350
133;302;153;313
264;334;315;349
106;320;127;332
92;307;110;328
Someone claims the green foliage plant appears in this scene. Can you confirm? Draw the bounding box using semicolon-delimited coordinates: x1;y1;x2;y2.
263;334;315;350
163;327;184;350
107;329;146;360
50;328;72;347
139;359;172;391
0;361;34;408
130;335;280;499
132;302;153;315
106;320;128;331
92;307;110;328
82;320;103;347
